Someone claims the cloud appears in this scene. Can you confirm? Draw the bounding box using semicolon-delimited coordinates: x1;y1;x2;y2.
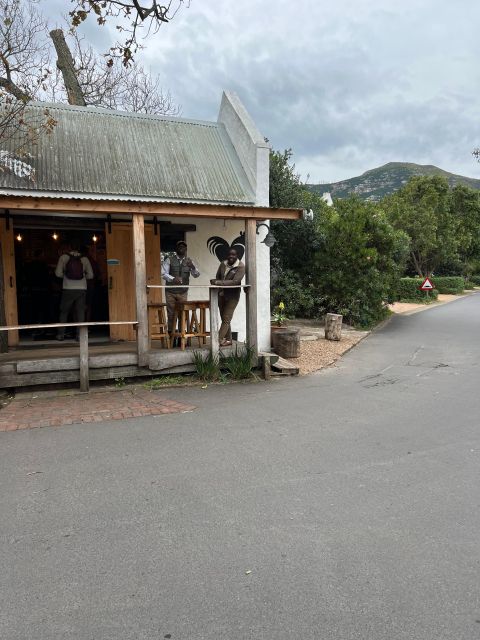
40;0;480;181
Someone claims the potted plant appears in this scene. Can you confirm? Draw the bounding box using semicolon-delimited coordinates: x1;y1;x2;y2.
271;301;288;342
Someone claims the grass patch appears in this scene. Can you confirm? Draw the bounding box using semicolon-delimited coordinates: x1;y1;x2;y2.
397;297;437;304
144;375;191;389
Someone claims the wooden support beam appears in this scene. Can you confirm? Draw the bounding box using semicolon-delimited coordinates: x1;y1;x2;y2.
132;214;149;367
245;219;258;357
0;196;302;221
79;326;89;392
0;240;7;353
209;287;220;360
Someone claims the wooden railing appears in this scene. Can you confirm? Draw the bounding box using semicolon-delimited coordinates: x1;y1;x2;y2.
0;321;137;392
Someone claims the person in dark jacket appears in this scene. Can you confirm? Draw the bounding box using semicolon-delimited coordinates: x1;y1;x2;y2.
161;240;200;335
210;248;245;347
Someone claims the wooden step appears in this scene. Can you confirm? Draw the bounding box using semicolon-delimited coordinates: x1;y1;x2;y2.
271;355;299;376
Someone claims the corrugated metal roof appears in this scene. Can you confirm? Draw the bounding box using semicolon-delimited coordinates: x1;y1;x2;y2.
0;102;255;205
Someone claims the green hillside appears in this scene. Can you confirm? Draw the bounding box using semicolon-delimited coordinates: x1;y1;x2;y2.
307;162;480;202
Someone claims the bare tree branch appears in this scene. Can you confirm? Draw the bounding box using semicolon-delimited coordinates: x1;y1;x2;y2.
0;0;181;161
44;28;180;116
69;0;190;65
0;0;55;156
0;76;30;102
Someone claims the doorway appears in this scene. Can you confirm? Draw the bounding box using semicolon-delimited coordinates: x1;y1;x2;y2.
13;220;109;343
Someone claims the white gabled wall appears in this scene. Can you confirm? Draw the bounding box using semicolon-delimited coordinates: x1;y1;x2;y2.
218;91;271;351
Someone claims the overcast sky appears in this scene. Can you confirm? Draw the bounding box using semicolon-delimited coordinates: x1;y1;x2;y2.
44;0;480;183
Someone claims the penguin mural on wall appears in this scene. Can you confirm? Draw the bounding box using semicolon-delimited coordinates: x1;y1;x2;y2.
207;232;245;262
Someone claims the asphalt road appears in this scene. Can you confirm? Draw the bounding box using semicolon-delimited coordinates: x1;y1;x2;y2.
1;294;480;640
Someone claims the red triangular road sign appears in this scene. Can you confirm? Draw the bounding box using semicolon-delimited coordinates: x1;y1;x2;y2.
420;277;434;291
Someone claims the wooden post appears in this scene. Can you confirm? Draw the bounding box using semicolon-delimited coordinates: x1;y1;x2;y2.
245;219;258;356
79;326;89;392
209;287;220;360
262;354;271;380
0;241;7;353
132;214;149;367
325;313;343;341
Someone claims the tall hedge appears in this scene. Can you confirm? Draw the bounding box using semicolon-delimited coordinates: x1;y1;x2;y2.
397;278;439;301
431;276;464;294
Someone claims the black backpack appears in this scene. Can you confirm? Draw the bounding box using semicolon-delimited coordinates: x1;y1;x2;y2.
65;254;84;280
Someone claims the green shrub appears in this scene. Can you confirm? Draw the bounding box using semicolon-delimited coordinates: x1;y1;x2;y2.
431;276;464;294
464;281;475;290
397;278;439;302
193;351;221;382
469;275;480;286
271;269;317;318
221;344;255;380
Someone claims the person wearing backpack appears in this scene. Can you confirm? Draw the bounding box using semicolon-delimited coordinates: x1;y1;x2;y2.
55;240;94;340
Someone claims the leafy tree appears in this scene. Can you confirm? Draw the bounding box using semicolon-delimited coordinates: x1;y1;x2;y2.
449;184;480;277
384;176;460;278
269;147;407;326
269;148;305;209
314;198;409;326
269;149;331;316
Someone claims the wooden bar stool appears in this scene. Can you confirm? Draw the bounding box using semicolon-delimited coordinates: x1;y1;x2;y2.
171;300;210;350
148;302;169;348
190;300;210;346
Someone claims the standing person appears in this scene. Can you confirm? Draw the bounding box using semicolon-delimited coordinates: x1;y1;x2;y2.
55;240;94;340
210;248;245;347
81;245;101;322
162;240;200;339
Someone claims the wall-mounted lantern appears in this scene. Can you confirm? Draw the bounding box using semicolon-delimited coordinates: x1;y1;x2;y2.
256;222;276;248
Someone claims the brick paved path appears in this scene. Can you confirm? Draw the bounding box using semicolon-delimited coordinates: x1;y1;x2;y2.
0;389;196;431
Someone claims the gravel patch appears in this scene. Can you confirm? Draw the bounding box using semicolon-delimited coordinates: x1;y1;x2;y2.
279;322;368;376
296;333;366;375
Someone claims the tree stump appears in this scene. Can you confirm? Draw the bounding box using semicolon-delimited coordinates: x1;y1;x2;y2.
325;313;343;341
272;328;300;358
